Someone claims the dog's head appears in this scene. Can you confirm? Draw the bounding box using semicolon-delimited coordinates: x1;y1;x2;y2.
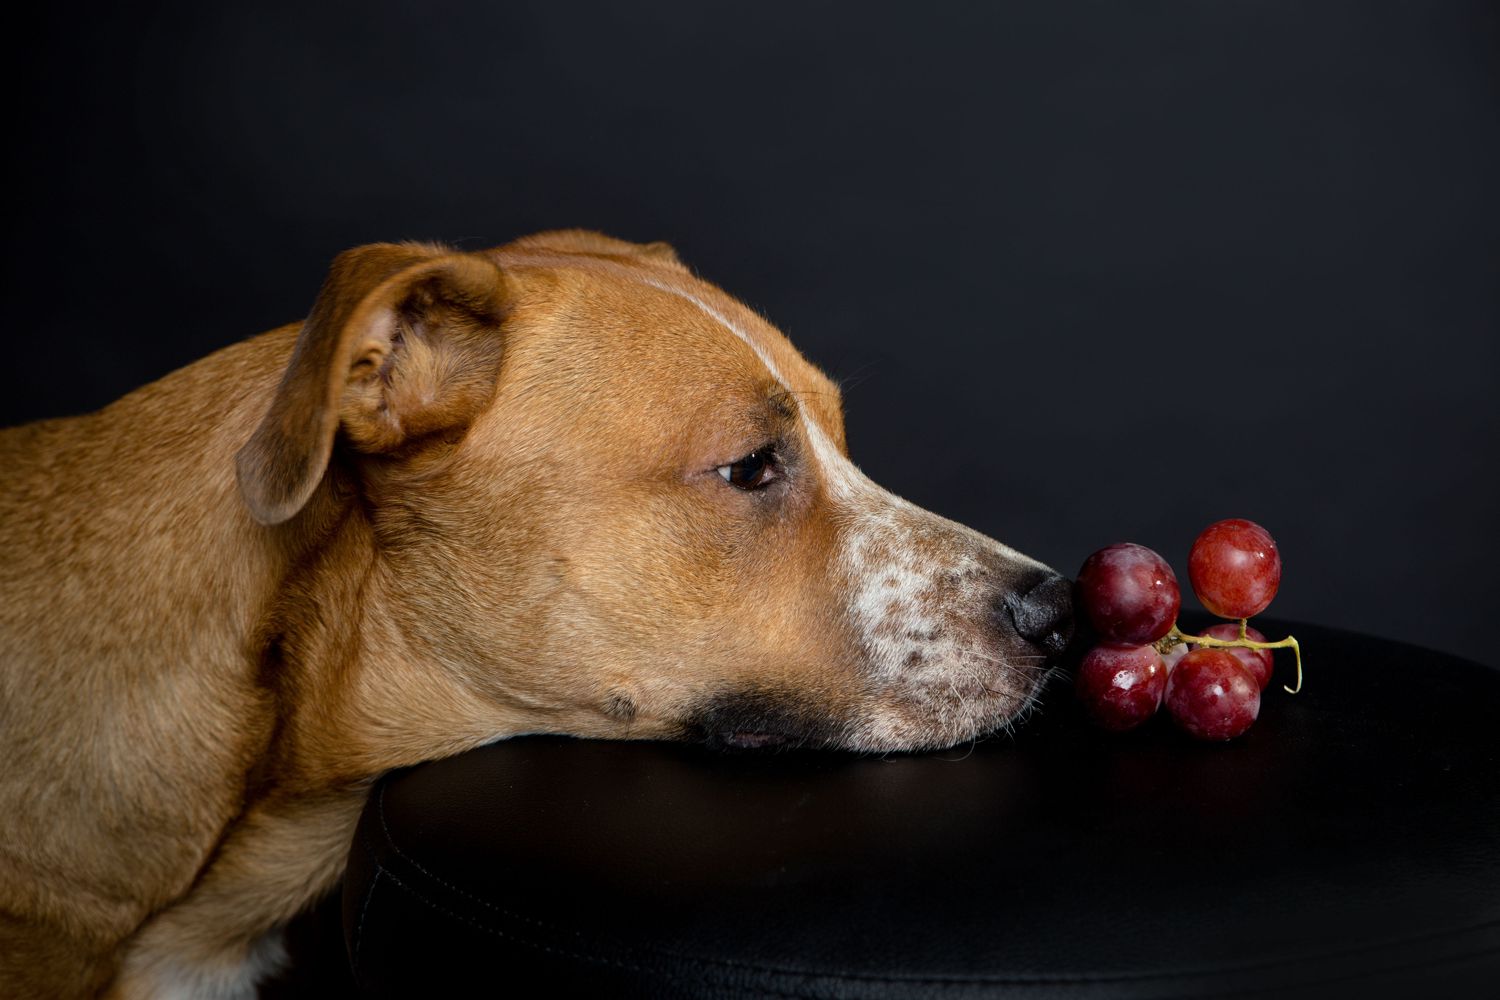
237;231;1072;755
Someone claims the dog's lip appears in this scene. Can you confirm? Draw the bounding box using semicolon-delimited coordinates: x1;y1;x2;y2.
721;731;791;750
1033;630;1072;657
686;689;840;752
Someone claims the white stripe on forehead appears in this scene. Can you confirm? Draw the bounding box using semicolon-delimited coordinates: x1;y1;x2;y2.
633;271;1039;566
639;276;787;385
639;275;862;499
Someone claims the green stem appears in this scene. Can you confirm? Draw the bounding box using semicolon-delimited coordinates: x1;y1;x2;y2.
1162;623;1303;695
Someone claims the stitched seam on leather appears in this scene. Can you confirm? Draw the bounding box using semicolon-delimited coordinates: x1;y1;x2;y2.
351;865;384;977
372;861;707;989
374;781;570;937
355;822;662;988
361;869;1500;1000
370;780;1500;987
375;859;896;1000
1191;939;1500;1000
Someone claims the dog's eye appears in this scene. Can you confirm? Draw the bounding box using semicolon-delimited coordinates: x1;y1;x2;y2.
716;448;780;491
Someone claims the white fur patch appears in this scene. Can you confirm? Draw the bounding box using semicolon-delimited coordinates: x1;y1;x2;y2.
116;928;286;1000
638;275;864;500
639;273;1055;749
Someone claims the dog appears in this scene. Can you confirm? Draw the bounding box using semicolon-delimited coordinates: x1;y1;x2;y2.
0;230;1073;997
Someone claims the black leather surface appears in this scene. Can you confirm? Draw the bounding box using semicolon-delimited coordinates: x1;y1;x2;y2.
343;619;1500;997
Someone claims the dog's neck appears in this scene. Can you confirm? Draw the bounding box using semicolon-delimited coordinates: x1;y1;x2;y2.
258;488;533;790
0;329;315;925
0;327;522;908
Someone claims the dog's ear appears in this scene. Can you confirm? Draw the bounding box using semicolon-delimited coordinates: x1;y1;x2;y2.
236;243;509;526
509;229;687;273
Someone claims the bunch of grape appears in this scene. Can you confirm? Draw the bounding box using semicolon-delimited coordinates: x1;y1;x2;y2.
1072;518;1301;741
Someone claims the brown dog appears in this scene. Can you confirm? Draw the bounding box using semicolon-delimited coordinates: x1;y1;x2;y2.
0;230;1073;997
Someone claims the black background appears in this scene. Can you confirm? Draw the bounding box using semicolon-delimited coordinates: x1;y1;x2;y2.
4;1;1496;666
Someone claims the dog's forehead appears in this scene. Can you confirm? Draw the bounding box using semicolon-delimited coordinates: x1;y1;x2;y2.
501;250;845;444
635;276;841;420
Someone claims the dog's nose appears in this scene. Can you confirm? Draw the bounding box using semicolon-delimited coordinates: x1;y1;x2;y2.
1005;573;1075;656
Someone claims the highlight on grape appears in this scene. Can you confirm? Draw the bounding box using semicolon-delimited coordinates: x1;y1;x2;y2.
1071;519;1301;741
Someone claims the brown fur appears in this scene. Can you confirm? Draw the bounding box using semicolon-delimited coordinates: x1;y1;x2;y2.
0;230;1055;997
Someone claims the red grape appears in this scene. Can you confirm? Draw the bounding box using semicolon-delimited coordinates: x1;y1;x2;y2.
1194;622;1275;691
1188;518;1281;619
1164;648;1260;740
1075;643;1166;732
1075;543;1181;644
1161;641;1191;676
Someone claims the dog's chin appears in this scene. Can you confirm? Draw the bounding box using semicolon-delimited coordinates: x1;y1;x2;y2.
970;660;1056;739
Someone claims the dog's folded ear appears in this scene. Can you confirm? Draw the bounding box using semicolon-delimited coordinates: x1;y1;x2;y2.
236;243;509;526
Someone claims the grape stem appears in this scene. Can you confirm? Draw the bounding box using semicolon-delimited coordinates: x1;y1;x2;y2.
1157;619;1304;695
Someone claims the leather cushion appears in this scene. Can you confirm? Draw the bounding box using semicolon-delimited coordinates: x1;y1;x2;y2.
343;619;1500;997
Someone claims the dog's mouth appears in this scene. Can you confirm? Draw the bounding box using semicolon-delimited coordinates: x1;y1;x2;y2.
682;659;1058;753
681;689;844;753
721;731;792;750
